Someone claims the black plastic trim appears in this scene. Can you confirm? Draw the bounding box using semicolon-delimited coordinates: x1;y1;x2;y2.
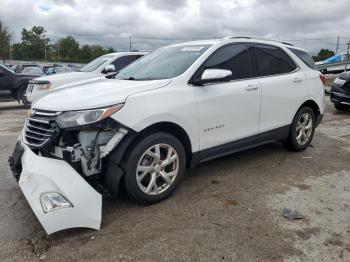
191;125;290;167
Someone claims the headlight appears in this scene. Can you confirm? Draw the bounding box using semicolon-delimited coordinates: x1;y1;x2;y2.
56;104;124;128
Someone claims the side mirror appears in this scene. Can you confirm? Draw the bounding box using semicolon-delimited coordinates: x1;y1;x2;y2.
103;64;116;74
201;69;232;82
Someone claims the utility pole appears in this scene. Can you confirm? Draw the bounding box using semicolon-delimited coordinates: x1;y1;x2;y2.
57;42;60;62
44;34;47;62
345;41;350;72
335;36;340;54
9;44;12;61
129;36;132;52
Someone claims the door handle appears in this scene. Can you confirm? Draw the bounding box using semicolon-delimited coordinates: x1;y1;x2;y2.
245;85;259;91
293;77;303;83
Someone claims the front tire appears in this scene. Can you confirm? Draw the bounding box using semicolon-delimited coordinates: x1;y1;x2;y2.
121;132;186;205
19;88;30;107
284;107;315;152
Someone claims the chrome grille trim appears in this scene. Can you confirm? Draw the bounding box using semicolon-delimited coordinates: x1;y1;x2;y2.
26;122;54;132
28;117;50;124
34;111;61;117
23;109;59;147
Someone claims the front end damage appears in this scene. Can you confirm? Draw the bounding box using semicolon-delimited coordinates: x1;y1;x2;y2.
8;108;130;234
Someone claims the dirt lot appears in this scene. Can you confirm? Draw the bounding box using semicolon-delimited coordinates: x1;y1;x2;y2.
0;97;349;262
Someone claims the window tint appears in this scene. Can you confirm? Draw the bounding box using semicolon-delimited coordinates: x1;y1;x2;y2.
252;44;288;77
288;48;316;69
202;43;251;81
112;55;143;71
281;50;297;72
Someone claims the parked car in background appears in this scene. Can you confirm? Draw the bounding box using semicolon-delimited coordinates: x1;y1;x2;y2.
42;64;57;74
0;64;38;105
14;64;41;73
26;52;149;103
46;66;74;75
330;71;350;111
21;66;45;76
9;37;325;234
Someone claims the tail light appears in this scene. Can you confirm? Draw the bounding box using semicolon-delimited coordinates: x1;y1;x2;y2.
319;74;326;86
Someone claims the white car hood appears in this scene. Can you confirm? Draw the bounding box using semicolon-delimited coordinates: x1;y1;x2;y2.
35;72;94;82
33;79;171;111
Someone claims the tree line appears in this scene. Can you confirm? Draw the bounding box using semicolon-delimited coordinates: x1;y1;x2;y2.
0;21;115;63
0;20;338;64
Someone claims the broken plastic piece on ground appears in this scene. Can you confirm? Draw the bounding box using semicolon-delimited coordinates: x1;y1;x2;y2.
283;208;303;220
224;199;238;207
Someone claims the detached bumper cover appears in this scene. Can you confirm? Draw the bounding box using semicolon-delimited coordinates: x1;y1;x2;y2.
13;142;102;234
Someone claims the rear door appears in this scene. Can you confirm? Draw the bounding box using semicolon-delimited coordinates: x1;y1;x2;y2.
250;43;306;133
193;43;261;150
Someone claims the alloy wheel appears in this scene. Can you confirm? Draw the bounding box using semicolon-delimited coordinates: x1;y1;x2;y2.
296;112;313;146
136;143;179;195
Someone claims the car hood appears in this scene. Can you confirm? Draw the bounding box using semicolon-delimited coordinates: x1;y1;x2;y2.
55;76;106;90
15;73;39;78
33;78;171;111
33;72;93;82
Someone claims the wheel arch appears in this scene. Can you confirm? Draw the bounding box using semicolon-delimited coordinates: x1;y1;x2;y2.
105;121;194;196
136;121;193;167
296;99;322;126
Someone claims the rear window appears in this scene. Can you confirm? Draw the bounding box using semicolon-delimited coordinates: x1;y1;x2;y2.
288;48;316;69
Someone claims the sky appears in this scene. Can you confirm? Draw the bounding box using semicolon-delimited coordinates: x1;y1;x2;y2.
1;0;350;54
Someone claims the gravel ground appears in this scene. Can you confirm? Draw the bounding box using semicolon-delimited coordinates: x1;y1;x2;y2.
0;97;349;261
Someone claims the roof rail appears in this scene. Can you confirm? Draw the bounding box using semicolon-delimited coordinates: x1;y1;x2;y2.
223;36;294;46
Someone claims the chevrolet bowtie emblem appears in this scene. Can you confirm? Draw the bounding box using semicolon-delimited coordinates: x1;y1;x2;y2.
27;109;35;118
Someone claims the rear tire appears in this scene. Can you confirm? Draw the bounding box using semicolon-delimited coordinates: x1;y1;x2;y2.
121;132;186;205
284;107;315;152
334;103;349;111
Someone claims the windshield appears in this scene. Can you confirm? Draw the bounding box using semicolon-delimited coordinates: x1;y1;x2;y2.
80;54;114;72
116;44;211;80
22;67;42;75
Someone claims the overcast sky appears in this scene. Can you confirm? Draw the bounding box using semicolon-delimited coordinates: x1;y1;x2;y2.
1;0;350;54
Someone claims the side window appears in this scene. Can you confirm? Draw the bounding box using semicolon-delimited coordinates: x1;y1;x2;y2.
252;44;287;77
281;50;298;72
112;55;142;71
288;48;316;69
202;43;252;81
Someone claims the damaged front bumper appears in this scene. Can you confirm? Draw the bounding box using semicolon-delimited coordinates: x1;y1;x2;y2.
9;139;102;235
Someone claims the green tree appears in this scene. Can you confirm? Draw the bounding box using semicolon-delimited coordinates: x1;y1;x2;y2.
106;47;115;53
20;26;49;60
313;49;335;62
90;45;105;59
57;36;79;62
81;45;92;62
0;20;11;62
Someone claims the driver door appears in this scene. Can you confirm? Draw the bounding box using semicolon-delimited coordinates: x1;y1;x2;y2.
192;43;261;151
0;67;13;97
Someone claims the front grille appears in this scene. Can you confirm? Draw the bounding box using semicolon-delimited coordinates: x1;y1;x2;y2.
24;110;60;147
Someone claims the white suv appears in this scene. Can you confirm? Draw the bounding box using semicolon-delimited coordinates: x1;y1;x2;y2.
9;37;325;234
25;52;148;103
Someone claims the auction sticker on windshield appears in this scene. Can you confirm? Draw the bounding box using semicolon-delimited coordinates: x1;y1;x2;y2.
180;46;205;52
